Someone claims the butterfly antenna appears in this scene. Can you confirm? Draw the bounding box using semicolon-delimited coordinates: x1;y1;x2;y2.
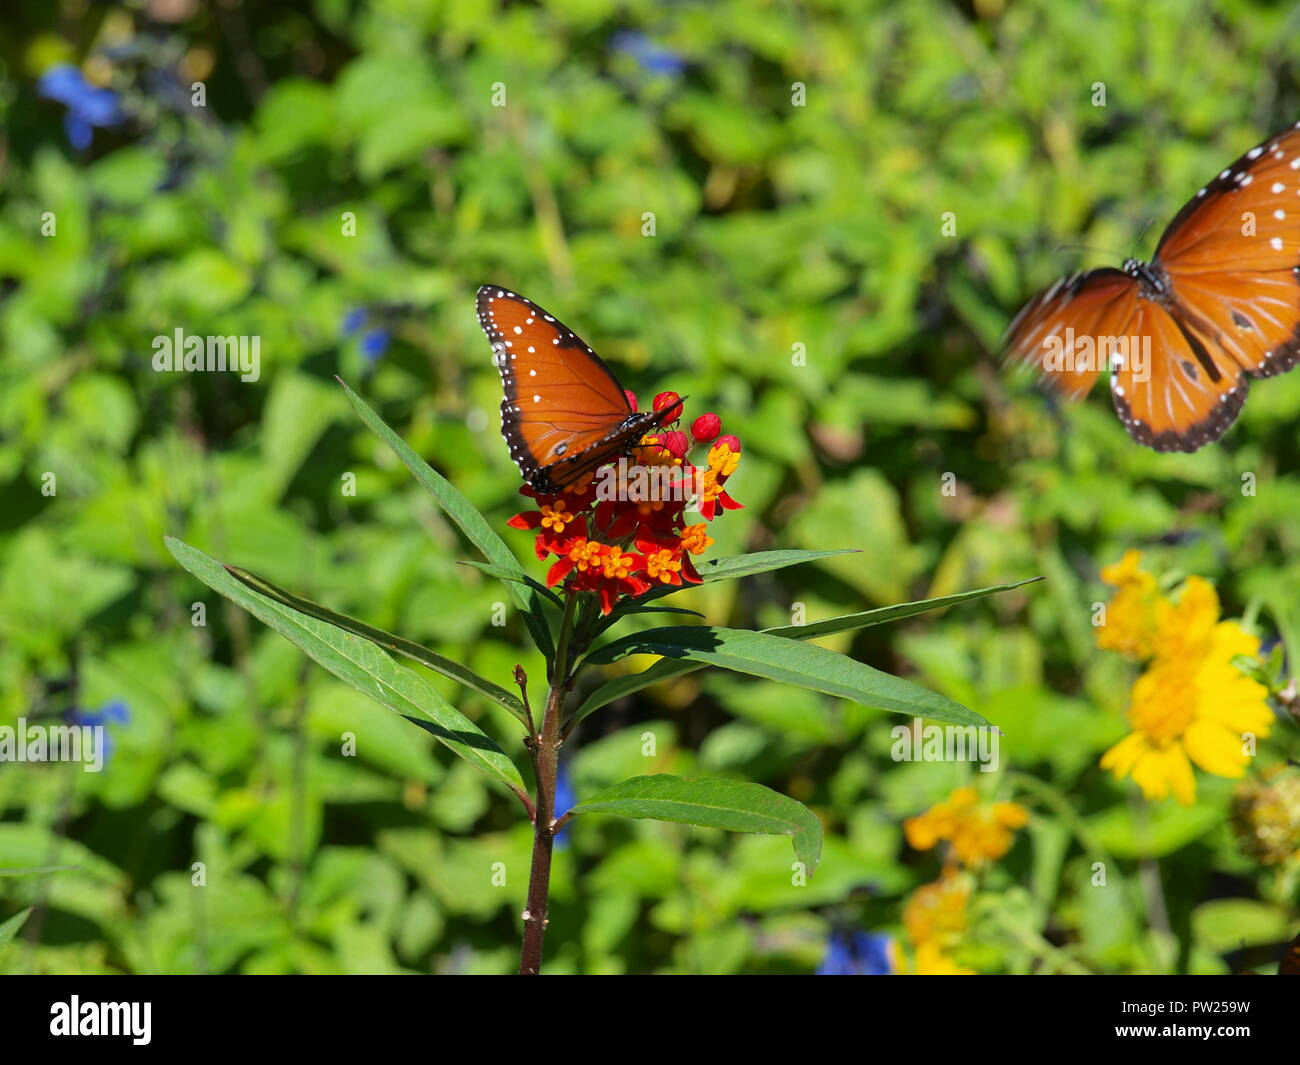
1129;218;1157;256
1051;242;1123;259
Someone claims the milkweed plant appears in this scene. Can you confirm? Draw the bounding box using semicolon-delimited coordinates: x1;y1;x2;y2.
166;376;1036;974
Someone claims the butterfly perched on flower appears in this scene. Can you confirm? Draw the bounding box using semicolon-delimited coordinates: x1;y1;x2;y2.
1005;122;1300;452
476;285;683;492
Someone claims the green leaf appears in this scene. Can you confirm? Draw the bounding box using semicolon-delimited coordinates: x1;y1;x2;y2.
696;548;860;582
0;866;79;878
570;774;822;873
764;576;1044;639
166;537;526;795
625;548;860;610
1192;899;1290;952
617;604;706;619
336;377;554;658
574;578;1039;726
0;907;32;950
226;564;526;720
457;561;564;609
583;625;986;726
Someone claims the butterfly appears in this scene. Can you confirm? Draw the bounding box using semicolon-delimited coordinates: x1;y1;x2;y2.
1282;930;1300;976
476;285;683;493
1005;122;1300;452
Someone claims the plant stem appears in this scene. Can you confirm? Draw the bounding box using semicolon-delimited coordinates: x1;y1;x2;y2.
519;682;563;975
519;592;578;976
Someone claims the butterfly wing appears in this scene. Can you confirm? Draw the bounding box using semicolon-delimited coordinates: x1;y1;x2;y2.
1008;124;1300;452
1154;125;1300;385
1281;930;1300;976
477;285;664;492
1108;297;1249;451
1004;268;1141;401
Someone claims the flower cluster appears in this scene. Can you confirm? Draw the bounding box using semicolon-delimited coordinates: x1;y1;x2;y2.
897;786;1030;974
1230;766;1300;866
508;392;743;614
901;872;976;975
904;786;1029;869
38;64;125;150
1095;553;1274;806
816;929;898;976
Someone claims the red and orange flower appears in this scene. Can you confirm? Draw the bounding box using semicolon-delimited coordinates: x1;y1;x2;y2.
507;392;741;614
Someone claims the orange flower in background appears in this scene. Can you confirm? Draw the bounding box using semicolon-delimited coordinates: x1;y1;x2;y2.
508;394;741;614
904;786;1029;868
1098;572;1274;806
901;872;976;975
1095;549;1159;659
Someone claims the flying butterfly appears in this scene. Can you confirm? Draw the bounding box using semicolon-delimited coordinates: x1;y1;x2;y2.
476;285;683;493
1005;122;1300;452
1282;929;1300;976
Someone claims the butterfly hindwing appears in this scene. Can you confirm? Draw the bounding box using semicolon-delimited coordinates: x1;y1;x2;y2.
1109;298;1249;452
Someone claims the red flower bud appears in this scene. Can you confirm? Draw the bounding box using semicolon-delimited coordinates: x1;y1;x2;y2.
691;413;721;443
652;391;682;420
716;434;742;454
661;430;690;459
624;390;639;411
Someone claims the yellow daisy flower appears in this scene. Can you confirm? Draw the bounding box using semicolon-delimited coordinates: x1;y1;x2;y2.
1095;549;1159;659
912;941;976;976
1100;577;1273;806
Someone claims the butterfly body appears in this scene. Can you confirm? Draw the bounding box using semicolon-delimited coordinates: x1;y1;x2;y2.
476;285;681;493
1006;122;1300;452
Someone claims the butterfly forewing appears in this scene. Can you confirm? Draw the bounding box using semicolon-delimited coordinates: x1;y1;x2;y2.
477;285;673;492
1153;125;1300;387
1004;268;1140;401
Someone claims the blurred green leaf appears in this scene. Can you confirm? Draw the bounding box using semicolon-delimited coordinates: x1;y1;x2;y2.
166;536;526;795
337;377;554;659
0;908;33;951
227;563;526;720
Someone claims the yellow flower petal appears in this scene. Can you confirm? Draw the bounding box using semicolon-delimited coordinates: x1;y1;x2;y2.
1182;718;1249;778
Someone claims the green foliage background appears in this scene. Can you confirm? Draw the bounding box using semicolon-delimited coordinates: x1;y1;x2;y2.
1;0;1298;974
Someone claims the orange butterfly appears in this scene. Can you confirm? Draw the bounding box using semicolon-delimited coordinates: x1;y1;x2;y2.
476;286;682;493
1006;123;1300;451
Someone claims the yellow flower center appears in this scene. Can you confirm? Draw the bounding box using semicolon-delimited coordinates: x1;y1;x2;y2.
681;523;714;555
645;549;681;582
1127;662;1198;745
569;539;602;571
540;502;574;532
601;548;633;580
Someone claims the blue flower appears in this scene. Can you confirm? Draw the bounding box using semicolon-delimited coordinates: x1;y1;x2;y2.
553;765;576;849
611;31;686;76
341;308;368;336
360;328;391;362
38;64;124;150
816;930;895;975
67;699;130;766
